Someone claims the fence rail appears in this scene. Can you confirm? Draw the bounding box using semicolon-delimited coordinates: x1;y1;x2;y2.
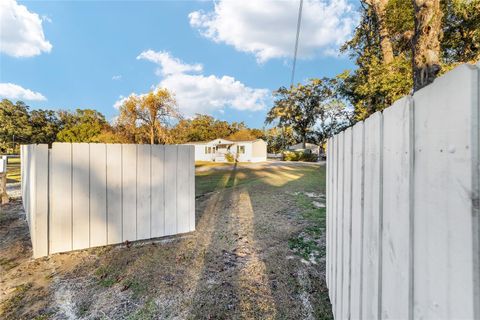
326;64;480;319
21;143;195;258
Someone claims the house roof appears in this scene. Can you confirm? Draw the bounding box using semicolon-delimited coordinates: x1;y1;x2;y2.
183;138;264;145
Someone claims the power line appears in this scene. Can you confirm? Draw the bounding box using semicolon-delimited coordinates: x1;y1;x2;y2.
290;0;304;87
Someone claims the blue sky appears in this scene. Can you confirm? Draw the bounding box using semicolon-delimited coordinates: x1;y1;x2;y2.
0;0;358;128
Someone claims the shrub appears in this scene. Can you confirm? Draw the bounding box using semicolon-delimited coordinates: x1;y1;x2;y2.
282;150;300;161
225;152;235;163
301;153;318;162
282;150;318;162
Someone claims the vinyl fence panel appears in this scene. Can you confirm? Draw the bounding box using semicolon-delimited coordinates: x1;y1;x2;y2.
151;146;166;238
413;65;478;319
137;144;151;240
107;144;122;245
72;143;90;250
335;131;345;319
90;143;107;247
164;145;178;236
361;112;382;320
381;97;413;319
122;144;137;242
350;121;364;320
21;143;195;258
50;143;73;254
326;63;480;319
341;128;353;320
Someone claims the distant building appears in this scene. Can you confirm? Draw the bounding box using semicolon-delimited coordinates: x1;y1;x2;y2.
287;142;320;155
183;138;267;162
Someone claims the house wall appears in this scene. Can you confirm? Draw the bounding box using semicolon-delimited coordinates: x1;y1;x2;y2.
192;144;212;161
235;142;252;162
288;142;320;154
251;140;267;162
326;64;480;319
21;143;195;258
187;139;267;162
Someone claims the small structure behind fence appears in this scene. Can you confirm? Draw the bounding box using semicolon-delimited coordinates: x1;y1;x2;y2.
0;156;8;204
326;64;480;319
21;143;195;258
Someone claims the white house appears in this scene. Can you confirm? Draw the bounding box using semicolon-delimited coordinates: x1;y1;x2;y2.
183;138;267;162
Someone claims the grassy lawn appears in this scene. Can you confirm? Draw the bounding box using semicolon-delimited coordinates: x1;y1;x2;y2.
0;162;331;319
6;158;20;183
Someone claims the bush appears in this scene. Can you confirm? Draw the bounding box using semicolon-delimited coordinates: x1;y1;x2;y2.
282;150;318;162
282;150;300;161
225;152;235;163
301;153;318;162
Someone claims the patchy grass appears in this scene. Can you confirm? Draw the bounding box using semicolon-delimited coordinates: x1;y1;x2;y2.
195;164;263;196
287;192;327;264
0;283;33;317
6;157;20;183
296;193;327;229
122;278;148;298
0;257;18;271
127;299;157;320
95;265;122;287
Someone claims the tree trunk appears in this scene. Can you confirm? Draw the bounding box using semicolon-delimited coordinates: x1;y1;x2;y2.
412;0;443;91
302;136;306;149
368;0;395;64
150;125;155;144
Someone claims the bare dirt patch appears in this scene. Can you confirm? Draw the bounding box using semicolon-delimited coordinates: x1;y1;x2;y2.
0;163;332;319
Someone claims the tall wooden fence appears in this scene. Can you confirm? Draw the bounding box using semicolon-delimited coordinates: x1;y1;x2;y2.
326;64;480;319
21;143;195;258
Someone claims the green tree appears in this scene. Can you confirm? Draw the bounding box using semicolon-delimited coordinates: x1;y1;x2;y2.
56;109;109;142
441;0;480;64
338;0;479;118
0;99;32;153
227;129;262;141
313;100;352;153
169;114;241;143
29;109;61;145
266;79;337;148
264;126;295;154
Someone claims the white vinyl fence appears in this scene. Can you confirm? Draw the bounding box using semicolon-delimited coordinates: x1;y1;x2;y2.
326;63;480;319
21;143;195;258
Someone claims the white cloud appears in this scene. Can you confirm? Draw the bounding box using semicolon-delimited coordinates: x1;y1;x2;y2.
113;95;126;109
137;50;203;76
41;15;52;23
0;83;47;101
117;50;270;115
112;75;122;80
160;73;269;115
0;0;52;57
189;0;357;62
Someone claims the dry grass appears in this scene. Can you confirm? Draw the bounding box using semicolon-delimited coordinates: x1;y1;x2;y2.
0;162;332;319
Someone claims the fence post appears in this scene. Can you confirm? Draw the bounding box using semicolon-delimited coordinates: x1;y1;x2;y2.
0;156;8;204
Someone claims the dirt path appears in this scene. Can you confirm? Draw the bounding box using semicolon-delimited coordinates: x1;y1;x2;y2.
0;163;332;319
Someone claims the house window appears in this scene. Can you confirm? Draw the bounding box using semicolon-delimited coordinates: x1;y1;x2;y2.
237;145;245;154
205;146;207;154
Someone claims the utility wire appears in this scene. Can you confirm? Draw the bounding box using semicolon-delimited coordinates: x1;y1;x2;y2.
290;0;304;87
